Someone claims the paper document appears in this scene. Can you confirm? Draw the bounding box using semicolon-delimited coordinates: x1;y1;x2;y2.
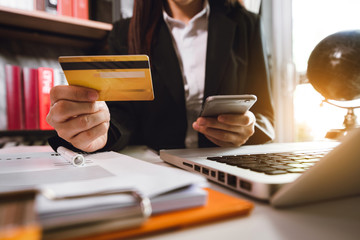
0;147;208;239
0;151;112;189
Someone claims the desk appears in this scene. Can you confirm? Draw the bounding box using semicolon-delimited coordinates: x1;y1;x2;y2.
1;145;359;240
121;146;360;240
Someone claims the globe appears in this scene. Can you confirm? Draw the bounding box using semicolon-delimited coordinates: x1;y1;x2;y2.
307;30;360;101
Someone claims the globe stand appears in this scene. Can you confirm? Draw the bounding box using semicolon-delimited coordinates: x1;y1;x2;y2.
322;99;360;139
306;30;360;140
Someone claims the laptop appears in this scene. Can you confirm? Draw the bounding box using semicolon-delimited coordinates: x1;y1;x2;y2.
160;127;360;207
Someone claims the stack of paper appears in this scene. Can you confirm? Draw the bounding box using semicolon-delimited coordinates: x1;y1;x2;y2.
0;148;208;239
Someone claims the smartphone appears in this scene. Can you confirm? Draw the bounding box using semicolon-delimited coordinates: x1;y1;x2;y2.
199;94;257;117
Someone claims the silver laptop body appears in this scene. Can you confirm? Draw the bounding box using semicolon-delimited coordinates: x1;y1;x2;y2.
160;128;360;207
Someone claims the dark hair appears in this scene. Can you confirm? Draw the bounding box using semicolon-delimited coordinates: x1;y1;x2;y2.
128;0;163;55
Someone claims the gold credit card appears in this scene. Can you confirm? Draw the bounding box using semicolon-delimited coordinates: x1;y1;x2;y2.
58;55;154;101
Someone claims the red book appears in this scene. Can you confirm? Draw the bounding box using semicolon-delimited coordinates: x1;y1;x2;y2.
5;64;24;130
57;0;73;17
34;0;45;11
38;67;54;130
23;67;40;130
73;0;88;19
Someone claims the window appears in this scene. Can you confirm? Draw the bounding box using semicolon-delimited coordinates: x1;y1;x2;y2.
292;0;360;141
262;0;360;142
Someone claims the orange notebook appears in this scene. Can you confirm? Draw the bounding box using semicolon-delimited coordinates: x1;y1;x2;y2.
74;188;254;240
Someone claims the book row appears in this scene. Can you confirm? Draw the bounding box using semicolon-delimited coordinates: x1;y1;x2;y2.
2;64;67;131
0;0;89;20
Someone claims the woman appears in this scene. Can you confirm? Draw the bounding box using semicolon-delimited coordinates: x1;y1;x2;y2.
47;0;274;152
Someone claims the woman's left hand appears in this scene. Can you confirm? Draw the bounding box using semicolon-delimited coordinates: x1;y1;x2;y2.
193;111;256;147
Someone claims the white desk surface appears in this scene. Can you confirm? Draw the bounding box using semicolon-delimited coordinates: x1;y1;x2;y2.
120;146;360;240
1;145;359;240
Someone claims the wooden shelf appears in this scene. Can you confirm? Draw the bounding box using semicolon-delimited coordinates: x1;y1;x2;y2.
0;5;113;46
0;130;56;137
0;6;114;140
0;130;56;147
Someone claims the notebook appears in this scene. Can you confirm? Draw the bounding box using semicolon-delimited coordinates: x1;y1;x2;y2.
160;127;360;207
76;188;254;240
0;148;207;239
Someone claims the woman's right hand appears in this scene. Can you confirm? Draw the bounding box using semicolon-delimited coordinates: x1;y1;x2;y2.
46;85;111;152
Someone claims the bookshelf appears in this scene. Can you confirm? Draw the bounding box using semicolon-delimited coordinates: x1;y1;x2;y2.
0;130;56;148
0;5;112;49
0;3;114;145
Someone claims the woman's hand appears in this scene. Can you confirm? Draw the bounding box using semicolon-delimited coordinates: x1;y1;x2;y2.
193;111;256;147
46;85;111;152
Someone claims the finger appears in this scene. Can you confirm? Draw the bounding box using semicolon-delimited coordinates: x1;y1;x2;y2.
49;101;106;123
203;127;247;145
195;117;243;133
194;117;255;138
55;108;110;141
193;120;252;146
70;122;110;152
218;111;256;126
50;85;99;105
208;124;255;142
206;130;248;147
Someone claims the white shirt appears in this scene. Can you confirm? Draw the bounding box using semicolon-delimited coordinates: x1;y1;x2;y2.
163;1;210;148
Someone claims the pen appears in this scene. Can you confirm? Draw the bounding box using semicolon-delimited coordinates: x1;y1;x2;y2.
57;146;85;167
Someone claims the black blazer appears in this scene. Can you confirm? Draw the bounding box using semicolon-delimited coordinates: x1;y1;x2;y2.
48;0;274;152
104;0;274;151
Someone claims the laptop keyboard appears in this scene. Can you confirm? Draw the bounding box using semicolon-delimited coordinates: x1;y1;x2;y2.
207;149;332;175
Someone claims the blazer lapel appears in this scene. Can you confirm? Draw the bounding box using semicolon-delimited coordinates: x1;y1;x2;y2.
151;4;237;106
204;4;236;98
151;21;186;108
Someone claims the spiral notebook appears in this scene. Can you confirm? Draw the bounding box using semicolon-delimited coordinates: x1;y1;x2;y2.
73;188;254;240
0;148;208;239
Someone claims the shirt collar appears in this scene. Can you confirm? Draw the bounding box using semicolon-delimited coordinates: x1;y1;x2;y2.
163;0;210;27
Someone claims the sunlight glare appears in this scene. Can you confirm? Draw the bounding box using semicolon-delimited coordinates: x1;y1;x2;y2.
292;0;360;141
